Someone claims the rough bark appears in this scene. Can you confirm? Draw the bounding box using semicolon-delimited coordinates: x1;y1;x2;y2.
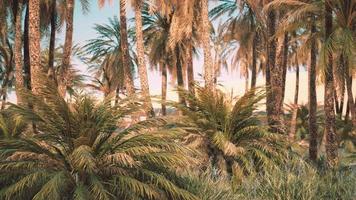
134;1;154;117
161;63;167;116
120;0;135;95
201;0;214;89
59;0;74;97
14;0;24;104
29;0;42;95
24;4;31;90
267;8;284;134
48;0;56;82
309;20;318;162
324;1;338;168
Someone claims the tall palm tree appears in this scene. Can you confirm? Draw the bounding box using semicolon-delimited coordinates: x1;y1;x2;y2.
59;0;90;97
120;0;135;95
142;9;173;115
133;0;155;117
324;0;338;168
29;0;42;95
201;0;214;89
143;6;193;108
309;19;318;161
14;0;24;104
58;0;75;97
268;0;325;163
265;1;282;133
48;0;58;81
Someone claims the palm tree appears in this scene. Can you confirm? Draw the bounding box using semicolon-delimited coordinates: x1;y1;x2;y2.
142;9;173;115
265;1;282;133
143;7;193;109
28;0;42;95
324;0;338;168
268;0;324;161
13;0;24;104
201;0;214;89
59;0;90;97
120;0;135;95
0;81;199;200
132;0;155;117
173;86;286;176
48;0;58;81
331;0;356;128
83;17;137;97
210;0;265;90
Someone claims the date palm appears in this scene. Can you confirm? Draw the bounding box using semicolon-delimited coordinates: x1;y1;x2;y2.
83;17;136;97
0;80;198;200
173;86;286;176
59;0;90;97
268;0;325;161
143;7;194;107
132;0;155;117
28;0;42;95
210;0;265;90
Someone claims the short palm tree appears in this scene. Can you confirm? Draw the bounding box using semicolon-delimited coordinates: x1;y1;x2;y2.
0;81;198;200
173;86;286;177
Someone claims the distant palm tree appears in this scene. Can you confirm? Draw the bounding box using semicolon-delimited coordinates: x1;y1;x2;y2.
59;0;90;97
83;17;136;97
210;0;265;90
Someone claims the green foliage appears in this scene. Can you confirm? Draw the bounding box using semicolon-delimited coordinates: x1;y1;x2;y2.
172;86;287;176
236;158;356;200
0;82;198;200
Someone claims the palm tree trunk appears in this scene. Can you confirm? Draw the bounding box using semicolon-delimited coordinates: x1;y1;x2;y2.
324;1;338;168
345;57;356;128
120;0;135;95
24;4;31;90
251;33;257;89
59;0;74;97
176;47;186;106
0;71;10;109
266;8;284;134
289;54;299;140
187;43;195;95
201;0;214;89
134;1;154;117
48;0;56;82
14;0;24;104
281;33;289;104
161;63;167;116
309;20;318;162
29;0;42;95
